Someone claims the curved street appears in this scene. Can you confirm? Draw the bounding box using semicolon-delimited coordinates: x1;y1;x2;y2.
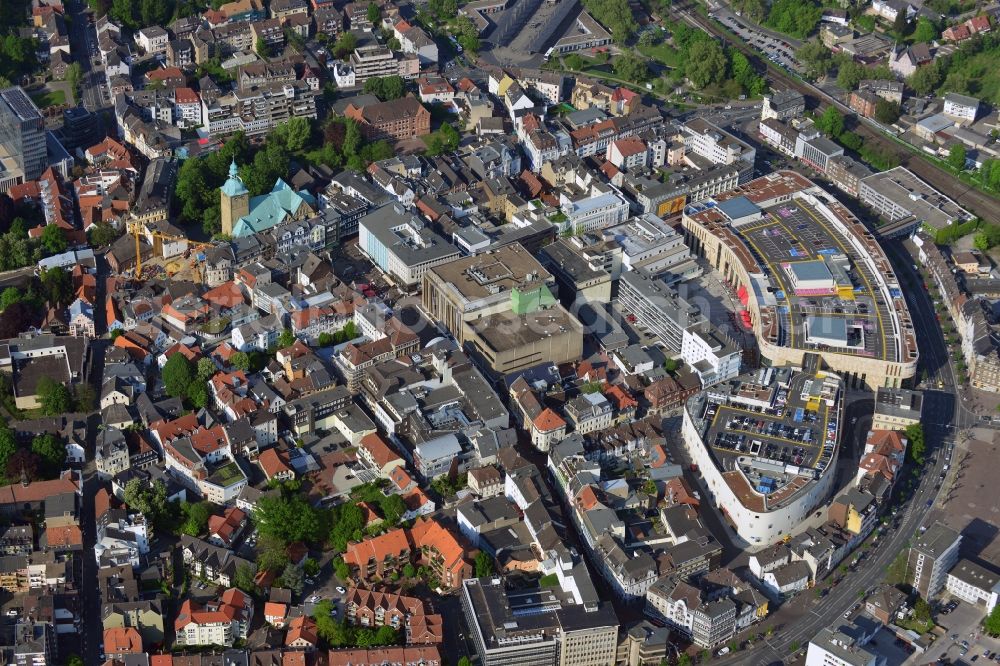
704;239;964;665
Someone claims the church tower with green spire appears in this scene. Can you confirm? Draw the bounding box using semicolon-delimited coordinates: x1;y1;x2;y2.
220;159;249;236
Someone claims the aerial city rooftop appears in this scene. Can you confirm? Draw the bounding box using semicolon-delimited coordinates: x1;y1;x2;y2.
1;0;1000;662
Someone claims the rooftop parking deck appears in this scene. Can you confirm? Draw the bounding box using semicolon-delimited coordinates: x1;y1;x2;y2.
735;198;894;361
689;366;842;511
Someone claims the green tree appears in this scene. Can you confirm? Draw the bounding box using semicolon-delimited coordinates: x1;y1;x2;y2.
614;53;650;82
314;602;354;646
110;0;137;27
454;16;480;53
256;36;270;58
37;377;72;416
663;357;680;374
123;478;173;528
913;597;932;623
162;353;194;399
580;0;636;42
907;61;943;95
677;655;693;666
839;131;863;152
39;224;66;257
333;31;359;58
277;328;296;349
986;603;1000;636
892;11;911;39
39;266;72;307
0;425;15;480
240;142;291;196
0;288;21;311
686;39;727;89
835;59;866;90
975;233;991;252
66;657;84;666
403;563;416;578
367;0;380;24
474;551;494;577
281;562;305;594
816;106;845;138
257;533;291;572
255;494;322;544
766;0;821;38
88;221;120;247
180;501;211;536
374;625;399;645
381;493;406;525
912;16;939;42
230;351;251;371
904;423;926;466
233;563;257;594
429;0;458;19
31;433;64;472
874;99;901;124
363;75;405;101
272;116;312;153
197;357;217;381
330;502;365;552
457;659;473;666
948;143;967;170
187;381;209;409
334;556;350;579
797;40;832;80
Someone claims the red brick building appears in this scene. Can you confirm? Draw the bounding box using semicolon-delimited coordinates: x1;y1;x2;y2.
344;95;431;141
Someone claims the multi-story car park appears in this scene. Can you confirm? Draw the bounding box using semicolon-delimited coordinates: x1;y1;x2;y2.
681;171;919;390
682;364;845;545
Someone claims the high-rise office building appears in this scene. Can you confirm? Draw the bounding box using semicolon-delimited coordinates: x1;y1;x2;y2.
0;87;46;190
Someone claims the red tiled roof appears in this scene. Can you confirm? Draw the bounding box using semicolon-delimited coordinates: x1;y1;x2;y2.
104;627;143;654
605;384;638;411
148;67;183;81
575;485;600;511
174;87;200;104
359;433;402;469
207;506;246;545
264;601;287;620
532;408;565;433
611;136;646;157
389;466;414;491
46;524;83;548
286;614;318;646
258;447;293;479
202;281;245;309
0;475;79;506
343;527;411;568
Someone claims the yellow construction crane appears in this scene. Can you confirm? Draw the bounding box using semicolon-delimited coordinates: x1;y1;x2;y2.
132;226;215;282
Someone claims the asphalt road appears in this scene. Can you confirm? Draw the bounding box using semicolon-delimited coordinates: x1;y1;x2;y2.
65;0;109;113
885;239;978;430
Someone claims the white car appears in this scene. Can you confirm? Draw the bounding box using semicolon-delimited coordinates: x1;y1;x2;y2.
336;586;346;594
308;595;319;603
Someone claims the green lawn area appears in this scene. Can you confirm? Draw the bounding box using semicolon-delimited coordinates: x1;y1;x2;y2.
199;317;231;335
29;89;66;108
209;461;246;487
638;42;684;68
539;573;559;587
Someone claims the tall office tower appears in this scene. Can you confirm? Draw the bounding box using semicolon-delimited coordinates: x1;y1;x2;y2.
0;87;47;187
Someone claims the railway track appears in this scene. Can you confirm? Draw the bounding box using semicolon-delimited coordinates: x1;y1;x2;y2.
670;3;1000;224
